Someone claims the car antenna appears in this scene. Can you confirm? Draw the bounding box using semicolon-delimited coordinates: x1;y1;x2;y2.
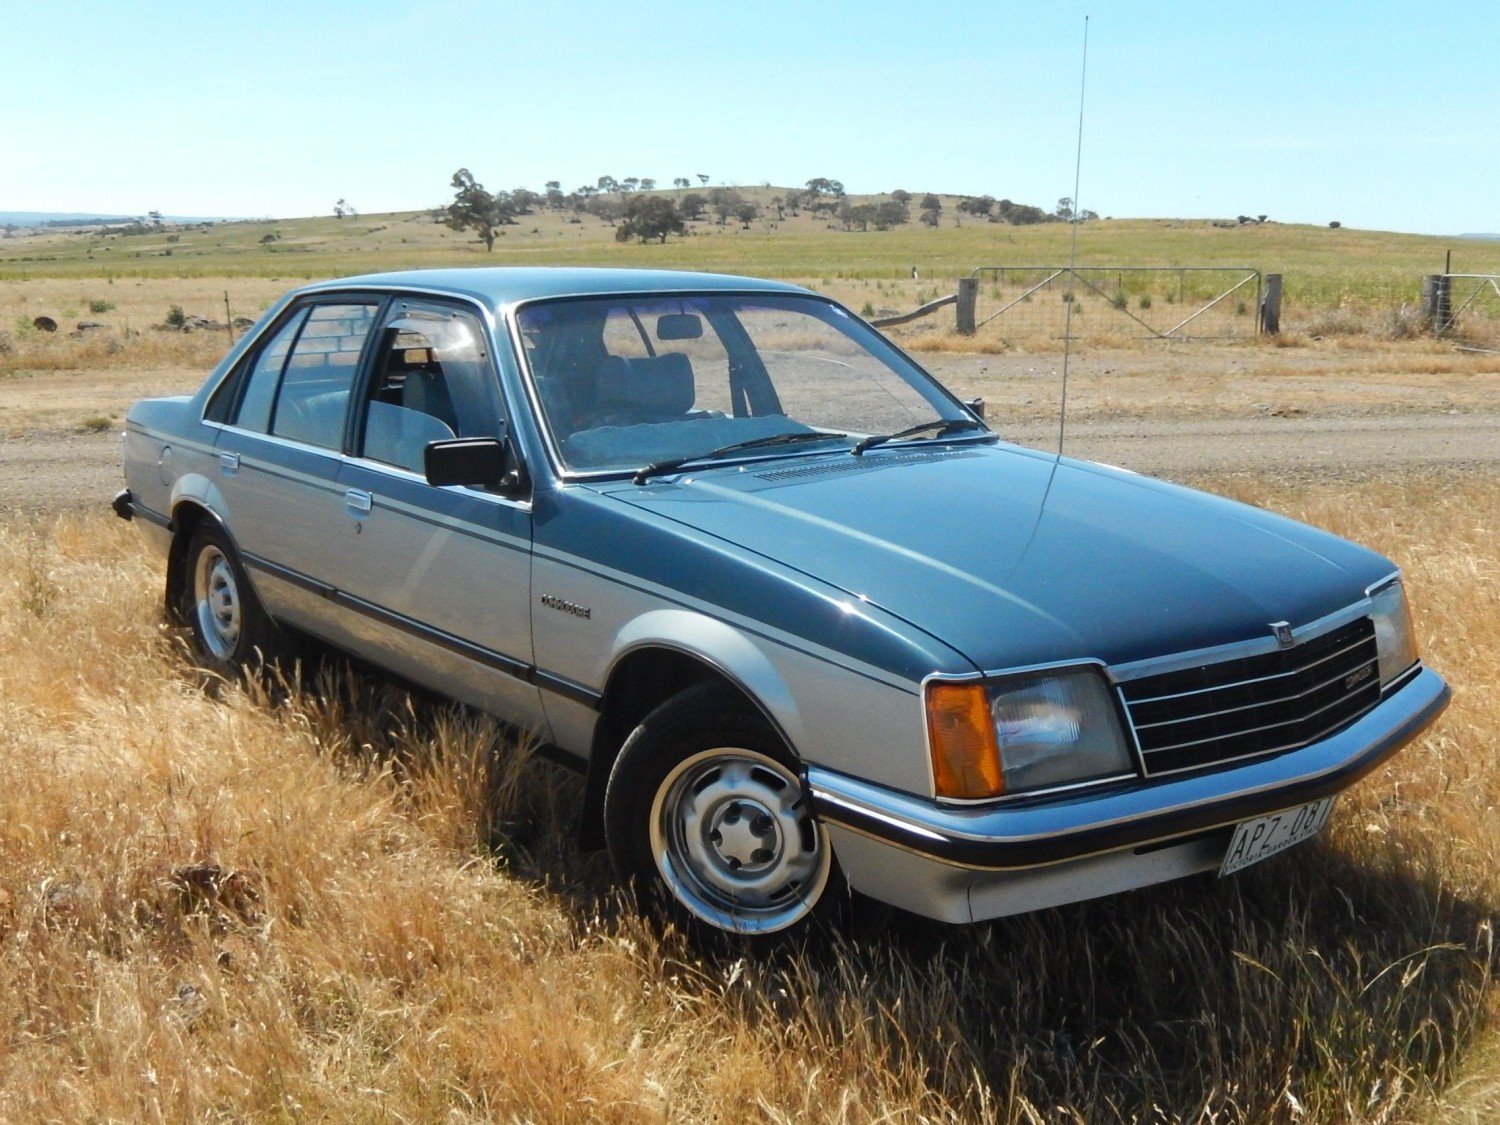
1059;14;1090;456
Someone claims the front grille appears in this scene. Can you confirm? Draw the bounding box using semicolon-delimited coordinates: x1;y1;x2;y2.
1119;616;1381;776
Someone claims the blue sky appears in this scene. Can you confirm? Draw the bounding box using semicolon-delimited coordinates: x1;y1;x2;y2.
5;1;1497;235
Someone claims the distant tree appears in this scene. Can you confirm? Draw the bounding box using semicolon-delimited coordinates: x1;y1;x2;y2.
920;193;942;226
511;187;541;214
770;195;785;220
1078;209;1099;221
680;192;706;220
545;182;566;210
334;198;352;220
616;195;686;243
709;187;742;225
958;195;995;217
874;200;909;230
149;210;164;228
1056;196;1075;222
673;177;691;191
620;177;639;194
446;168;514;251
1005;202;1051;225
576;184;598;200
890;189;912;206
697;173;709;186
639;177;657;192
597;175;619;195
734;201;760;229
587;196;623;222
1257;214;1268;223
847;203;877;232
804;177;845;199
1329;220;1342;229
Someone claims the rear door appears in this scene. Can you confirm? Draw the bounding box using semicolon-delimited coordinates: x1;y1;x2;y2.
208;298;381;629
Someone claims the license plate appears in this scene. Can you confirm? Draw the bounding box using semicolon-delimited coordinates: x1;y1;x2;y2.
1219;796;1336;877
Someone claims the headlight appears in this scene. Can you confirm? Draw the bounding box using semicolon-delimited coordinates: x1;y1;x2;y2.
1369;579;1419;687
926;668;1135;801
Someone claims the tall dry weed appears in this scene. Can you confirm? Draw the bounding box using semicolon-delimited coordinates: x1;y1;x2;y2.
0;477;1496;1121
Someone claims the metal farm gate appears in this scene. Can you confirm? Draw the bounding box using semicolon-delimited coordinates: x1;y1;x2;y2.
1428;273;1500;350
968;266;1264;344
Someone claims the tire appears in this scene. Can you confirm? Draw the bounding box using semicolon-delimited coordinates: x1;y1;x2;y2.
603;683;845;946
181;525;280;675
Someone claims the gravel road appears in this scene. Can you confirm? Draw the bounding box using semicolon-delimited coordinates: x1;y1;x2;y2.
4;411;1498;520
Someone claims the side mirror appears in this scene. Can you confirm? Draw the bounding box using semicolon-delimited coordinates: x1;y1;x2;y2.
963;396;986;420
424;437;514;491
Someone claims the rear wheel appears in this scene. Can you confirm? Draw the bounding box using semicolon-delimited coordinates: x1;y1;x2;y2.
604;684;844;945
182;525;279;675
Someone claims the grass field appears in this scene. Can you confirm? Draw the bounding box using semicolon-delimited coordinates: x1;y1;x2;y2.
0;471;1496;1122
5;191;1500;336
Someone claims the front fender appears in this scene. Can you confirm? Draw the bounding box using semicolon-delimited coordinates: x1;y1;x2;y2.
610;608;810;754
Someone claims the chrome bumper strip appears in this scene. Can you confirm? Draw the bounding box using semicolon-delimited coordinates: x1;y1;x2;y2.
808;667;1449;871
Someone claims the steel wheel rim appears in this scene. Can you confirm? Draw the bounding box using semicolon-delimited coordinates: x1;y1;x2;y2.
649;747;831;934
192;545;241;661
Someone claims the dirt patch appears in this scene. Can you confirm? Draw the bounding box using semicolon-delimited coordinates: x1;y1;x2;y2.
4;349;1499;519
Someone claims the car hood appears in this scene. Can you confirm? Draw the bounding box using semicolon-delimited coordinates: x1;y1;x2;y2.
598;443;1395;672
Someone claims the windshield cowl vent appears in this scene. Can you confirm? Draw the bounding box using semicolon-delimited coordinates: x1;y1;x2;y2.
754;449;977;482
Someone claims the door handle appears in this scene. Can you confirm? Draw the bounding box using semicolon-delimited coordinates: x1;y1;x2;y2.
218;452;240;474
345;489;373;514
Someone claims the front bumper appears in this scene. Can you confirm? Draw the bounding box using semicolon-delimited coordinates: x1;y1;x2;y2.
809;666;1449;920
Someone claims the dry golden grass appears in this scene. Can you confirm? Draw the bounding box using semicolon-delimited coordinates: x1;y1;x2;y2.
0;469;1496;1122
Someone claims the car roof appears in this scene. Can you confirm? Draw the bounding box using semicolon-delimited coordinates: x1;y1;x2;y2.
296;267;809;312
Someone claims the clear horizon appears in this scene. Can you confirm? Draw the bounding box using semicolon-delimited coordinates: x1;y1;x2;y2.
6;1;1497;239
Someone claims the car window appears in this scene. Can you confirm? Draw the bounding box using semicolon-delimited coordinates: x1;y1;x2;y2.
224;309;308;431
517;293;965;473
356;302;504;474
266;302;379;449
735;303;936;434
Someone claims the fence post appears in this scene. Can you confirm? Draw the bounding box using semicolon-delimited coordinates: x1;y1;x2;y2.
956;277;978;335
1258;273;1282;335
1422;274;1453;335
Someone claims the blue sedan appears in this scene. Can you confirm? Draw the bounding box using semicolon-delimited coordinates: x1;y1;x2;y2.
114;267;1450;945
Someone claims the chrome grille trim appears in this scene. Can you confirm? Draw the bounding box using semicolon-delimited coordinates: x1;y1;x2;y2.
1131;651;1378;732
1119;615;1381;777
1125;634;1375;708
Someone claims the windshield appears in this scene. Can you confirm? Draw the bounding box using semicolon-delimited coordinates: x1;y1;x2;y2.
515;292;978;474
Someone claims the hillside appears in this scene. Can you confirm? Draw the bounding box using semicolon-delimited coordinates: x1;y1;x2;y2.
4;189;1497;315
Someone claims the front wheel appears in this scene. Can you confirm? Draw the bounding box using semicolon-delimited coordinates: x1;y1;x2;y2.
603;684;844;945
182;525;279;675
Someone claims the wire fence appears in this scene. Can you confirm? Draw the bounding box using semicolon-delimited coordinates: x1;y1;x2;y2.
1435;274;1500;350
968;266;1263;346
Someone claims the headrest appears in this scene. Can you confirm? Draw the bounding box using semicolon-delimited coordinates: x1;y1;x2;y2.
598;352;695;415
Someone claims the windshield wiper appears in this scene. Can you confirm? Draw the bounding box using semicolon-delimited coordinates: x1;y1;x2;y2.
633;430;853;485
850;417;989;455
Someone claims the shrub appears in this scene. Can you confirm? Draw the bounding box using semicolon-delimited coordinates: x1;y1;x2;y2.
87;299;115;314
165;305;187;329
1111;292;1128;310
1138;294;1153;309
860;301;876;317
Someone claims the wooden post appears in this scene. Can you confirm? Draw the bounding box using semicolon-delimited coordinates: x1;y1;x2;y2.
956;277;978;335
1423;274;1453;334
1258;273;1282;335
